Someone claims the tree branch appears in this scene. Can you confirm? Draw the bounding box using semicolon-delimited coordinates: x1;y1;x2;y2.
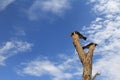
71;32;86;63
92;72;100;80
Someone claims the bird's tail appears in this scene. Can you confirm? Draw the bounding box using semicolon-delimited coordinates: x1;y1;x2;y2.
83;36;87;40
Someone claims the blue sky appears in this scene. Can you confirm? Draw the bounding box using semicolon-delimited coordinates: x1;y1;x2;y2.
0;0;120;80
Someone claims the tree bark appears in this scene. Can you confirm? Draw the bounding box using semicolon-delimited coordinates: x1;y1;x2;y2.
71;31;99;80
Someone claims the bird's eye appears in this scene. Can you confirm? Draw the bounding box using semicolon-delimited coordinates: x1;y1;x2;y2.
71;32;74;36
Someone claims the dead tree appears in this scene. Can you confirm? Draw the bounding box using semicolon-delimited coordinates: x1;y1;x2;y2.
71;31;100;80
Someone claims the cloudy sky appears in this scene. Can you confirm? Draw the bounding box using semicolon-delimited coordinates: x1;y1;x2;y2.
0;0;120;80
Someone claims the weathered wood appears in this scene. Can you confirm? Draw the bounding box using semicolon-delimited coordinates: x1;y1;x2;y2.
71;31;99;80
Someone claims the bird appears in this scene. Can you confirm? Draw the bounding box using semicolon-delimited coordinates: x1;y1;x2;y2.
82;42;97;49
71;31;87;40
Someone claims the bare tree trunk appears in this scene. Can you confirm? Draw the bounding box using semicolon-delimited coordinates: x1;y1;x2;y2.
71;31;99;80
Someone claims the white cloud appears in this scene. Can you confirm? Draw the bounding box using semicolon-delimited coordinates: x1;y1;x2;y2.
83;0;120;80
28;0;71;20
0;40;32;66
16;54;83;80
0;0;15;11
89;0;120;15
93;54;120;80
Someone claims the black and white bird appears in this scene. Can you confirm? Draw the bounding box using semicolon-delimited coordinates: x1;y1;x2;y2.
71;31;87;40
82;43;97;49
